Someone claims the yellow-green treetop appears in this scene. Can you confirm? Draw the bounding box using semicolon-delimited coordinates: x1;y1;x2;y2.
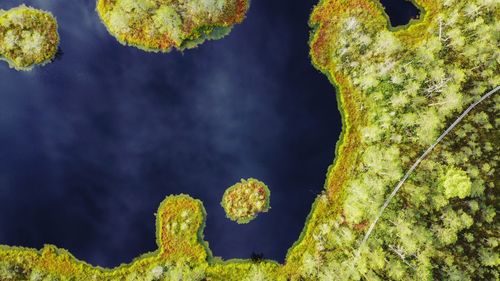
96;0;250;52
0;5;59;71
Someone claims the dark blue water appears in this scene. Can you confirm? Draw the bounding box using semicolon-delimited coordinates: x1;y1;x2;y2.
0;0;339;267
0;0;416;268
380;0;420;27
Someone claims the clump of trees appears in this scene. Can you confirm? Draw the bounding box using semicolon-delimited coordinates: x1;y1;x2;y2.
285;0;499;279
221;178;271;224
0;5;59;70
441;167;472;199
97;0;249;52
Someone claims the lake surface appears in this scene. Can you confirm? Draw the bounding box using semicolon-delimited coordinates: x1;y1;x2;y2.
0;0;418;268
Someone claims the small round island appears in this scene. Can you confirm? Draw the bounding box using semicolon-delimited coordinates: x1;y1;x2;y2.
0;5;59;71
221;178;271;224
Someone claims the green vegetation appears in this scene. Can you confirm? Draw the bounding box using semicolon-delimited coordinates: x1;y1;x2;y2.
0;194;284;281
442;167;472;199
221;178;271;224
96;0;250;52
284;0;499;279
0;5;59;71
0;0;498;280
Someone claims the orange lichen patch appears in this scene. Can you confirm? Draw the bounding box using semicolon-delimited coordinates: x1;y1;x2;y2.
323;75;363;203
38;246;85;276
96;0;250;52
156;195;209;263
221;178;271;224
